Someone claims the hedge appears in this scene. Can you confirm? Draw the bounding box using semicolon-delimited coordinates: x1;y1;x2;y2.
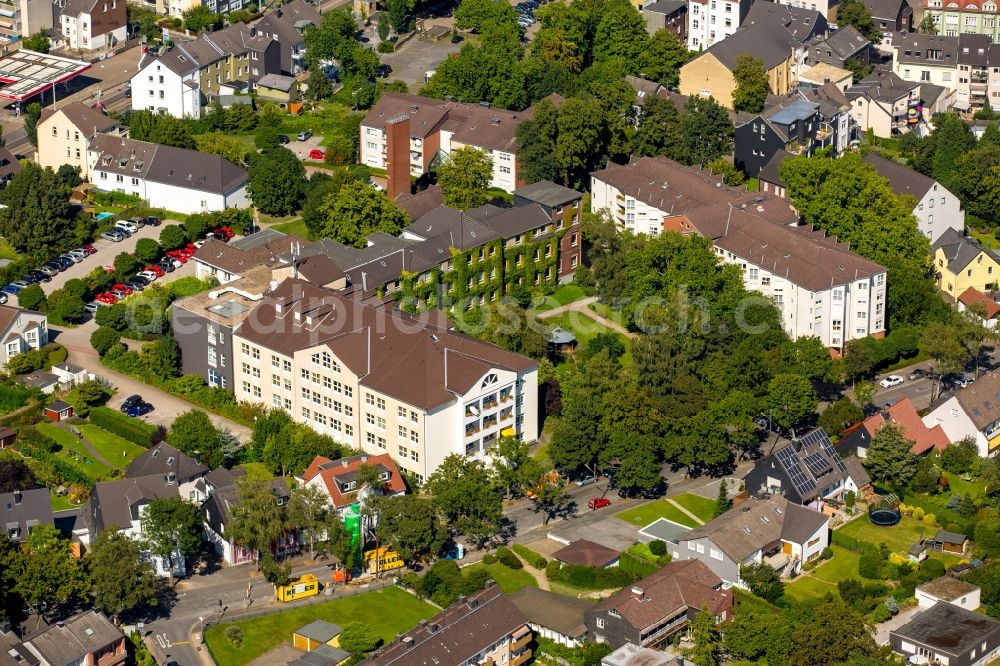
831;531;861;552
547;562;640;589
16;427;93;486
902;495;977;536
618;552;658;578
512;544;547;569
89;406;154;447
495;546;523;569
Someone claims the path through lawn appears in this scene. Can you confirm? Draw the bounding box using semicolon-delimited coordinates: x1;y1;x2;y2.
784;546;861;603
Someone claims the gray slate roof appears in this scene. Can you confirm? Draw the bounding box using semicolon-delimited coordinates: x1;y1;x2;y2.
513;180;583;209
933;228;1000;273
891;601;1000;658
25;611;123;666
1;488;53;543
644;0;685;14
703;20;800;70
863;152;937;201
126;442;208;483
815;25;870;59
87;474;179;535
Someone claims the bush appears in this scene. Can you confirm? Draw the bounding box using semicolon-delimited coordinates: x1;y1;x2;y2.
0;384;34;412
6;348;46;375
618;552;657;578
17;284;46;311
224;626;243;647
546;560;562;580
913;507;926;521
89;406;155;447
482;553;497;565
858;552;883;579
820;547;834;560
922;558;946;578
831;531;860;552
46;345;67;367
553;563;638;589
871;604;892;623
90;327;121;356
512;544;547;569
649;539;667;556
495;546;522;569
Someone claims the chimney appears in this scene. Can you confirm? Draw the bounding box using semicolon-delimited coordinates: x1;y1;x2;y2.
403;636;414;649
418;620;427;629
385;116;412;201
13;490;21;505
631;587;645;601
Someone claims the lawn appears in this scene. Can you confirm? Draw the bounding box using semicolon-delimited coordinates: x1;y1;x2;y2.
971;228;1000;249
464;562;537;594
241;462;275;480
532;285;587;312
49;490;84;512
838;515;936;554
672;492;718;524
0;237;18;261
544;311;633;368
615;500;699;529
35;423;113;481
76;424;146;470
204;586;436;666
269;218;310;239
783;546;861;603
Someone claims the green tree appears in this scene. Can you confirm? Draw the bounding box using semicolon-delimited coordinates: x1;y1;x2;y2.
23;31;49;53
739;562;784;603
437;146;494;210
707;158;745;186
23;102;40;147
855;380;876;409
55;164;82;188
5;525;88;624
639;30;690;88
287;483;335;560
167;410;220;467
490;437;531;500
17;284;45;311
554;97;606;187
87;529;158;621
687;606;721;666
134;238;161;264
182;5;221;32
454;0;519;32
837;0;881;42
526;466;571;525
317;181;410;248
940;436;979;474
376;495;448;561
142;336;181;380
90;327;122;355
159;224;187;250
723;604;781;662
921;322;971;400
680;95;734;166
142;496;203;582
819;397;864;440
387;0;409;32
195;131;250;166
592;0;648;66
634;96;683;158
611;437;662;495
919;13;938;33
764;373;818;437
228;476;286;564
338;623;382;654
789;600;878;665
714;479;732;517
0;163;72;254
425;454;502;545
305;67;334;101
865;423;918;488
931;113;976;193
47;289;85;325
731;55;769;113
247;147;306;215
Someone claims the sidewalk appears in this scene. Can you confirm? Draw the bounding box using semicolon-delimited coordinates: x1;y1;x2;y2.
537;297;635;338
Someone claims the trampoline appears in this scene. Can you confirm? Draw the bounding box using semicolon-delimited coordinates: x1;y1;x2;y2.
868;492;901;526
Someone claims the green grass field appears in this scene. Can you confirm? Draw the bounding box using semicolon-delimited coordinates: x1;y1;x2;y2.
204;586;436;666
36;423;113;481
532;285;587;312
270;218;310;239
837;515;963;566
783;546;861;603
0;237;18;261
464;562;538;594
76;424;146;469
672;493;718;523
240;462;275;480
49;490;83;511
615;500;699;528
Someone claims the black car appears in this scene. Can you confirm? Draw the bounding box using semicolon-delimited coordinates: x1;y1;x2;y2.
21;273;39;284
278;134;290;144
155;260;175;273
242;223;260;236
143;216;161;226
130;275;151;287
55;256;74;269
123;281;144;292
451;33;463;43
212;230;229;242
27;270;50;283
375;64;392;78
120;394;143;413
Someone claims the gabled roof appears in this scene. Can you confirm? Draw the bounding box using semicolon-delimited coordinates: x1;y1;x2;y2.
25;611;123;666
302;453;406;509
643;0;685;15
0;488;53;543
508;587;590;639
893;33;958;68
860;0;909;20
742;1;827;42
863;397;950;454
845;72;919;103
396;186;445;221
814;25;870;59
204;476;291;537
933;228;1000;272
126;442;208;482
552;539;620;567
701;20;800;71
842;454;872;488
954;370;1000;430
591;560;730;631
39;101;117;136
758;149;791;187
958;286;1000;319
193;232;305;275
0;305;45;341
87;474;179;535
678;494;829;561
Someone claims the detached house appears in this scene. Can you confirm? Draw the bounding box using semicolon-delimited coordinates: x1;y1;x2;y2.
301;453;406;514
19;610;126;666
203;467;297;565
584;560;732;649
37;101;122;181
838;397;950;458
744;428;859;507
668;494;830;583
58;0;125;52
252;0;320;75
863;152;964;242
932;228;1000;298
1;487;54;543
0;305;47;369
924;369;1000;457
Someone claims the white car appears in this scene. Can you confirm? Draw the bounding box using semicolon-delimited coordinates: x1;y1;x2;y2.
879;375;904;388
114;220;138;234
137;270;159;282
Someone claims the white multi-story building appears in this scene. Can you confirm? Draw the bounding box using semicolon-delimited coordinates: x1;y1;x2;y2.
59;0;126;52
0;305;47;368
231;278;539;484
686;0;753;50
131;48;202;118
863;152;965;242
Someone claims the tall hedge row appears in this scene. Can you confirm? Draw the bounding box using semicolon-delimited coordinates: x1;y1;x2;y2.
89;406;154;447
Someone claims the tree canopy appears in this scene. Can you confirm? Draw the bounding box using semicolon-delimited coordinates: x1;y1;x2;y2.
437;147;494;210
247;147;307;215
315;181;409;248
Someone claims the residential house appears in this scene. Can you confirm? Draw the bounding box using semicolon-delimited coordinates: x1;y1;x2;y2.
744;428;852;507
190;229;305;284
583;560;733;648
679;19;801;108
0;305;47;369
300;453;406;517
892;33;960;96
798;80;856;153
156;0;197;21
361;582;532;666
925;0;1000;40
125;442;210;502
798;62;854;90
861;0;912;46
0;147;20;187
510;180;584;281
956;34;993;111
924;369;1000;456
552;540;621;568
837;397;951;458
1;487;54;543
734;98;821;177
0;0;55;42
360;93;534;195
509;587;591;648
58;0;125;52
88;134;249;213
252;0;320;75
684;0;752;49
932;227;1000;298
890;601;1000;666
130;24;280;118
916;577;981;610
203;468;296;565
21;610;126;666
958;286;1000;328
807;25;871;69
667;494;830;583
863;152;964;241
37;101;121;181
845;71;922;136
642;0;686;39
742;2;829;63
774;0;840;20
229;278;538;484
255;73;299;109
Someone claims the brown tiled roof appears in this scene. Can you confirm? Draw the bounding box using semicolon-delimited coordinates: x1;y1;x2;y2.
508;587;589;639
863;397;950;454
26;611;123;666
552;539;620;567
302;453;406;509
396;186;445;221
592;560;729;632
193;233;306;275
234;279;535;410
955;370;1000;430
362;583;527;666
294;253;345;286
959;287;1000;319
40;101;118;136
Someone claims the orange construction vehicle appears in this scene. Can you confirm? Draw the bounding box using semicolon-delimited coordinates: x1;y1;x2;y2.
525;470;560;500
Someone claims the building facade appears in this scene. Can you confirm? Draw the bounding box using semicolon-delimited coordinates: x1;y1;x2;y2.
0;305;47;368
933;228;1000;298
734;99;821;177
924;370;1000;456
59;0;125;52
685;0;752;49
863;152;965;241
37;102;122;179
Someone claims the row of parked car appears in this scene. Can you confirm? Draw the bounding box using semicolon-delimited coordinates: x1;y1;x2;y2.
0;243;100;303
99;216;161;243
91;242;199;306
515;0;540;27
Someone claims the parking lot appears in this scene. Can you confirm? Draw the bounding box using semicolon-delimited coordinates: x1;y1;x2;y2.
287;133;326;161
379;34;463;89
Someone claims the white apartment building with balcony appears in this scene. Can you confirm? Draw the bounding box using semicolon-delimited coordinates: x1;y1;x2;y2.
686;0;753;50
230;279;539;484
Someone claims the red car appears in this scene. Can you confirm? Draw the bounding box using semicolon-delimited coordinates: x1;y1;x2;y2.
308;149;326;160
82;243;97;254
587;498;611;510
145;265;165;277
112;283;133;296
95;292;117;304
218;226;235;239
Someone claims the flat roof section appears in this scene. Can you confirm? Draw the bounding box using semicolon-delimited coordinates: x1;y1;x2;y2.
0;50;91;102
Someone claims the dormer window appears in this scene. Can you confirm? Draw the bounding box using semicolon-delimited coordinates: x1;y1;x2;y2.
167;456;174;464
380;471;390;481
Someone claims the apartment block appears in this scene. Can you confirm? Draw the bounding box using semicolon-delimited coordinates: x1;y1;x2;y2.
926;0;1000;39
228;278;538;484
845;72;921;137
37;101;123;179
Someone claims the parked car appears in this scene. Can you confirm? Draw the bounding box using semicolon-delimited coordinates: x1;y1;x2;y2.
27;270;50;283
574;475;596;487
956;375;976;389
243;223;260;236
128;217;146;228
0;284;19;295
907;368;928;381
212;231;229;242
95;292;117;304
375;64;392;78
114;220;138;234
56;256;75;269
278;134;290;144
217;226;234;239
123;280;144;292
145;265;165;277
120;394;143;413
101;231;125;242
297;130;313;141
587;497;611;510
38;264;59;277
137;271;159;282
84;302;100;314
155;260;175;273
82;243;96;254
308;148;326;160
753;415;770;428
67;249;88;261
127;401;154;417
112;283;133;296
0;293;7;304
879;375;904;388
21;273;40;285
142;216;161;227
451;33;463;43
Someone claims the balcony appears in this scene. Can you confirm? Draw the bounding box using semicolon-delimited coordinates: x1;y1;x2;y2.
511;632;531;652
511;649;532;666
785;140;809;156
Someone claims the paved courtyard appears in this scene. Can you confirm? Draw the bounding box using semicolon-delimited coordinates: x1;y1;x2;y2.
379;35;462;89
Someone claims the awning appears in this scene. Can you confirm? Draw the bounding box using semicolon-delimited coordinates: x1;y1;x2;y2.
501;427;516;438
954;99;971;111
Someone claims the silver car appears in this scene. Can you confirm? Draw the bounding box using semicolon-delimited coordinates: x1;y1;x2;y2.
101;230;125;242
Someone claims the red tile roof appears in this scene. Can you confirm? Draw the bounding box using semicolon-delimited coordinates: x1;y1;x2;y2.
863;397;950;454
958;286;1000;319
302;453;406;509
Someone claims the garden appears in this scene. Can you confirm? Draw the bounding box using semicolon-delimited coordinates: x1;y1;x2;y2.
614;492;718;528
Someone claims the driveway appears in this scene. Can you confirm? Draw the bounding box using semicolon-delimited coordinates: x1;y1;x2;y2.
379;35;462;89
289;135;325;161
874;604;922;645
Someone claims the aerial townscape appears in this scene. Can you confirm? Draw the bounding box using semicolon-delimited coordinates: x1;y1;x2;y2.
10;0;1000;664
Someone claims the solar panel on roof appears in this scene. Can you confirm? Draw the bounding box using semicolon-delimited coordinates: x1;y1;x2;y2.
776;445;816;496
803;451;832;478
